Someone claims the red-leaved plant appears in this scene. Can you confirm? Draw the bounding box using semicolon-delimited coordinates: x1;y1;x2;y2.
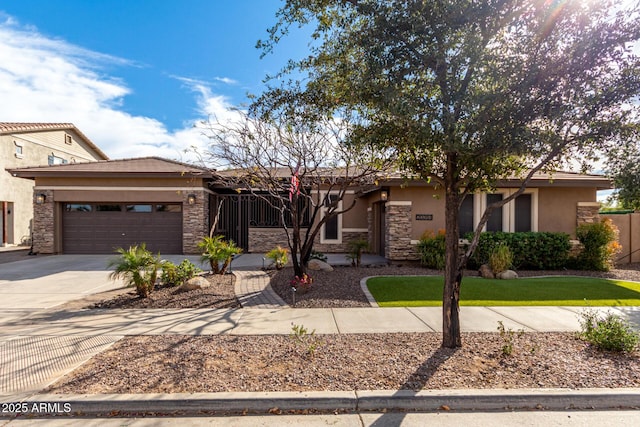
290;273;313;293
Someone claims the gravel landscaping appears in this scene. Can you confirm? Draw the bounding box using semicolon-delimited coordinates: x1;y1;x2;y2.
45;262;640;394
47;332;640;394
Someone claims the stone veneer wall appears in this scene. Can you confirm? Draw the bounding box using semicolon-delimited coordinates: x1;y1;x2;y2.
367;207;374;251
183;190;209;254
32;189;54;254
248;228;368;254
314;231;369;253
576;202;600;226
248;228;296;253
385;201;419;260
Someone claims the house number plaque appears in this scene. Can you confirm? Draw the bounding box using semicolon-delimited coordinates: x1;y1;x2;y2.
415;214;433;221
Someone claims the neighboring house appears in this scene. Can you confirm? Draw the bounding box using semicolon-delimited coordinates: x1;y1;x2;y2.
1;123;108;247
10;156;612;259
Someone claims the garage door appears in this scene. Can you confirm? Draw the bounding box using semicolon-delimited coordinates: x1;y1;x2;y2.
62;203;183;254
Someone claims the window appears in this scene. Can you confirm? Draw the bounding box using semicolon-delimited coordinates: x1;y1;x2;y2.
459;194;474;236
48;154;68;165
514;194;532;232
126;205;153;212
96;205;122;212
14;141;23;158
321;193;342;243
486;193;504;232
65;204;92;212
462;189;538;234
156;204;182;212
65;134;72;145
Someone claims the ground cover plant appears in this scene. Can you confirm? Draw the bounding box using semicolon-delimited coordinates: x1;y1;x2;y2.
366;276;640;307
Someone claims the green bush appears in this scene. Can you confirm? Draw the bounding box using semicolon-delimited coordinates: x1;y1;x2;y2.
468;232;570;270
265;246;288;269
573;219;621;271
578;309;639;353
346;238;369;267
417;231;446;270
108;244;162;298
198;236;242;274
161;259;202;286
489;243;512;274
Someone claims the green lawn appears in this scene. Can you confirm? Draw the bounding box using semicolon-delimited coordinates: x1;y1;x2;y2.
366;276;640;307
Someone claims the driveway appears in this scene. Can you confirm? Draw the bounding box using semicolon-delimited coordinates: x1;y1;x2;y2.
0;254;204;325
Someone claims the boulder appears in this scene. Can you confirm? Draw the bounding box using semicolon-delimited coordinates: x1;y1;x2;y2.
497;270;519;280
479;264;494;279
308;259;334;271
176;276;210;293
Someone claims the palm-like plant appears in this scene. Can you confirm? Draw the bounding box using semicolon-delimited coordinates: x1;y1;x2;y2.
198;236;242;274
108;244;162;298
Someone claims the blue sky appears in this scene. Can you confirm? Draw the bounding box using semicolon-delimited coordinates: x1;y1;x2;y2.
0;0;310;160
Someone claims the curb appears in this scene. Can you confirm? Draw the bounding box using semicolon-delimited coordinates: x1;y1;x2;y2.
2;389;639;417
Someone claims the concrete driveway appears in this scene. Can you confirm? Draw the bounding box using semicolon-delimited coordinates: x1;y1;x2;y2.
0;254;204;323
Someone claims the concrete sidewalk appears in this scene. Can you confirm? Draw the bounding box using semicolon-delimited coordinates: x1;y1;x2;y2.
2;254;640;419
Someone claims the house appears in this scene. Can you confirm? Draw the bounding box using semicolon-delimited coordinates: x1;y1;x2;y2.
10;156;612;259
1;123;108;247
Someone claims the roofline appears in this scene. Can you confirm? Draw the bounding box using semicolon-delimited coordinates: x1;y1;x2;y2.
0;122;109;160
7;156;216;179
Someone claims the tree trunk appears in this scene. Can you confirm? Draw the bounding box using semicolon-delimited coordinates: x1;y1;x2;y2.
442;157;463;348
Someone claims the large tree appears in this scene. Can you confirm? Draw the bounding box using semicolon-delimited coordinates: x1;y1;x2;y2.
606;141;640;210
259;0;640;347
201;109;390;277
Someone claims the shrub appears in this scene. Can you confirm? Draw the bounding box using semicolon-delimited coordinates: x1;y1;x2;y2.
489;243;513;274
265;246;288;269
290;323;324;357
497;321;525;356
346;238;369;267
198;236;242;274
108;244;162;298
573;219;621;271
417;229;446;270
161;259;202;286
578;309;639;353
290;273;313;293
468;232;570;270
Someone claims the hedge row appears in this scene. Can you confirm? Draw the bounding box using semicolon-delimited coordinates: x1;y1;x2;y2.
465;231;571;270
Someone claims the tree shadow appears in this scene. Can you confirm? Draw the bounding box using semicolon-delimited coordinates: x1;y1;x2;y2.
367;344;459;425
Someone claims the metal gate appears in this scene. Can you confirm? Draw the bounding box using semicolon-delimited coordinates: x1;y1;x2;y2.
214;195;250;251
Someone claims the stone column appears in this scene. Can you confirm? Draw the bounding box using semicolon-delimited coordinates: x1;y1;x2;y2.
32;189;55;254
576;202;600;226
182;190;209;254
385;201;417;260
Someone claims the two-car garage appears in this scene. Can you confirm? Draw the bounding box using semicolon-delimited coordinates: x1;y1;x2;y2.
62;203;183;254
10;157;213;255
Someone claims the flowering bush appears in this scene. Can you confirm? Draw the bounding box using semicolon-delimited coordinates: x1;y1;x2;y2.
290;274;313;293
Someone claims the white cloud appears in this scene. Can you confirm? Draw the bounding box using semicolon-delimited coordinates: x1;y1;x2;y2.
0;16;236;163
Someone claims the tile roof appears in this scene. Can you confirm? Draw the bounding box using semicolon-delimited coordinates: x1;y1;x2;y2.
8;157;215;178
0;122;108;160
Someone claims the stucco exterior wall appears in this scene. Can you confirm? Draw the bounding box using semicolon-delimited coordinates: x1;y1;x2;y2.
1;130;105;246
537;187;596;236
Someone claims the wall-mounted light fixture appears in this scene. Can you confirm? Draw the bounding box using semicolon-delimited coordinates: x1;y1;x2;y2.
187;194;197;205
380;190;388;201
35;193;46;205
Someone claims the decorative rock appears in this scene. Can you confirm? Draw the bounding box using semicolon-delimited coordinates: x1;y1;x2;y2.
479;264;495;279
497;270;519;280
176;276;210;293
307;259;334;271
